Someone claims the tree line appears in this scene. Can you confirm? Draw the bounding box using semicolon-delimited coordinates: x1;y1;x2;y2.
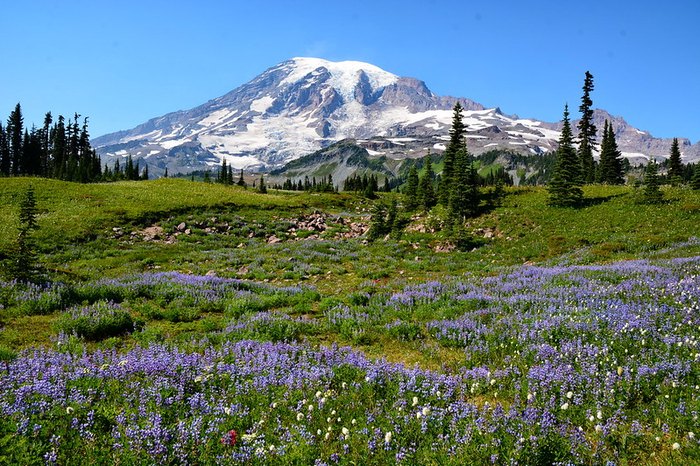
548;72;700;206
0;103;147;182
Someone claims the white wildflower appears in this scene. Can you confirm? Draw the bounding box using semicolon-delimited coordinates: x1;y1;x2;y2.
384;431;392;444
560;402;569;411
412;396;419;406
566;391;573;399
672;442;681;450
296;413;304;421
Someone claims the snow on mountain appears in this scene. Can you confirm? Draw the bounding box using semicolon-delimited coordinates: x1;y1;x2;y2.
93;57;700;177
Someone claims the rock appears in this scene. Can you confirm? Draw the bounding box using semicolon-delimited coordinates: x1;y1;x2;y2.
267;235;283;244
205;270;217;277
185;229;191;235
176;222;187;232
237;266;249;275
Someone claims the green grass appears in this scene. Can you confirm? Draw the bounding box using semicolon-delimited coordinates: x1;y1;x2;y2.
2;178;700;355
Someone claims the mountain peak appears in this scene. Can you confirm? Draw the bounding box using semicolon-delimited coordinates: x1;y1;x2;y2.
278;57;399;100
93;57;700;176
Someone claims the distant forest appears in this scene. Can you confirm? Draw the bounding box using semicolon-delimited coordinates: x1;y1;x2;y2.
0;103;147;182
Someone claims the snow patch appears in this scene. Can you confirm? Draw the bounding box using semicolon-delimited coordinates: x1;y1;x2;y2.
433;143;446;151
250;96;275;113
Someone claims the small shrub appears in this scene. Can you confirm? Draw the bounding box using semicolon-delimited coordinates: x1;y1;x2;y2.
55;301;135;341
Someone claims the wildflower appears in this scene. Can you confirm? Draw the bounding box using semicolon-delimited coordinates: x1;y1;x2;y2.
566;391;573;399
385;431;392;443
422;407;430;417
595;425;603;433
527;393;533;401
271;402;277;409
560;402;569;411
325;432;331;440
596;410;603;420
351;419;356;425
221;429;237;446
617;366;623;376
66;406;74;415
296;413;304;421
315;391;322;398
589;415;595;422
342;427;349;436
689;432;695;439
317;429;322;435
672;442;681;450
308;404;314;412
412;396;419;406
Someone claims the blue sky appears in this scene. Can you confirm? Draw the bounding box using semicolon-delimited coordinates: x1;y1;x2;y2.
1;0;698;142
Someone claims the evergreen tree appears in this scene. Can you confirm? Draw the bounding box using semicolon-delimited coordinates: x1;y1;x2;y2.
142;165;149;180
0;123;9;176
641;159;663;204
417;152;436;210
691;164;700;190
548;104;583;206
237;169;246;187
5;185;42;283
7;103;24;175
438;102;466;204
598;120;624;184
258;175;267;193
447;146;480;224
52;115;67;179
164;167;168;178
577;71;597;184
668;137;683;185
404;164;419;210
41;112;52;176
218;158;228;184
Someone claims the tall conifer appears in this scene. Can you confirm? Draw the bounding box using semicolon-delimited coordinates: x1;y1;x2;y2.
598;120;624;184
577;72;597;183
548;104;583;206
438;102;466;205
668;137;683;184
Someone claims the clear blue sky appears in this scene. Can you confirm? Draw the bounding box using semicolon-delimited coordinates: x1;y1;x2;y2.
1;0;698;142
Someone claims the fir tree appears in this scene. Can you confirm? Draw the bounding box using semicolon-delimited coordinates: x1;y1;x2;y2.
0;123;9;176
7;103;24;175
237;169;246;187
164;167;169;178
404;164;419;210
438;102;466;204
598;120;624;184
417;152;436;210
691;164;700;190
667;137;683;185
548;104;583;207
641;159;663;204
258;175;267;193
577;71;597;184
5;185;42;283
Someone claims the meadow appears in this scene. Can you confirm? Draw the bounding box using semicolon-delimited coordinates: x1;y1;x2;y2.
1;178;700;465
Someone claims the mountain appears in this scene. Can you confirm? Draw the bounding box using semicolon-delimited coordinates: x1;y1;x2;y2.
93;57;700;177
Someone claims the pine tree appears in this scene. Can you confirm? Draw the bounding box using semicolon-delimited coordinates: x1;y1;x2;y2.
7;103;24;175
0;123;9;176
598;120;624;184
548;104;583;206
691;164;700;190
258;175;267;193
577;71;597;184
641;159;663;204
5;185;42;283
237;169;246;187
438;102;466;205
404;164;419;210
417;152;436;210
667;137;683;185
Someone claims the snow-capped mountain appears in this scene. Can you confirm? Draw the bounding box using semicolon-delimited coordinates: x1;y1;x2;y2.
93;57;699;176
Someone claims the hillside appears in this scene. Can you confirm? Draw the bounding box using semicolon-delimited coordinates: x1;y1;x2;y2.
1;178;700;464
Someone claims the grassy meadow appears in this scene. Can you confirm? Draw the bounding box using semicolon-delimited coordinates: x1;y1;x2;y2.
1;177;699;464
